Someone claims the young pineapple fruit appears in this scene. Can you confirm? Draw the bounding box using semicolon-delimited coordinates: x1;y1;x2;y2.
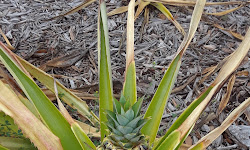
104;95;149;149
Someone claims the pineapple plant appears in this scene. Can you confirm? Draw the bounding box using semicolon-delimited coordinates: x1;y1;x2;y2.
104;96;148;149
0;0;249;149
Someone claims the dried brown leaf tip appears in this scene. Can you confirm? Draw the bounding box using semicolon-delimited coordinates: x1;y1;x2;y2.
39;51;86;71
217;74;236;115
0;28;15;50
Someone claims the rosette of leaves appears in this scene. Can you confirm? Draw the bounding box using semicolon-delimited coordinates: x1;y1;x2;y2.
105;96;148;149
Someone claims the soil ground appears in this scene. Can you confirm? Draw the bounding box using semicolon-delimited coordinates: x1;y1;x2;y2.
0;0;249;149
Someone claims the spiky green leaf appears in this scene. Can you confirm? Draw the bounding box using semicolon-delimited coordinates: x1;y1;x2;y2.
117;125;134;135
116;114;130;126
0;43;81;150
113;98;122;114
124;109;135;121
17;56;99;125
98;1;113;140
119;94;126;107
141;54;181;144
71;123;96;150
156;130;181;150
126;116;143;128
132;97;143;117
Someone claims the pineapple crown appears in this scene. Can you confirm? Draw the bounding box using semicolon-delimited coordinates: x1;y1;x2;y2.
105;95;149;149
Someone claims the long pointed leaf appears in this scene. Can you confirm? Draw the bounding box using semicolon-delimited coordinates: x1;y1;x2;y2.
54;80;96;150
189;97;250;150
98;0;113;140
141;54;181;144
205;3;244;16
146;0;245;6
157;13;249;150
151;2;185;35
157;130;181;150
71;123;96;150
155;87;212;149
141;0;206;144
0;42;82;149
107;1;140;16
134;0;150;19
0;81;62;149
0;28;14;50
173;27;250;148
16;55;99;125
49;0;96;20
123;0;137;105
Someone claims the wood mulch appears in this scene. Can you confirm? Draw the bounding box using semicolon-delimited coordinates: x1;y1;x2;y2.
0;0;249;149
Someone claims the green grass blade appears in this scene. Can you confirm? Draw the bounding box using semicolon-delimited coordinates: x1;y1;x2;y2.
17;55;99;125
0;44;82;149
71;123;96;150
141;54;181;144
123;0;137;105
98;0;113;140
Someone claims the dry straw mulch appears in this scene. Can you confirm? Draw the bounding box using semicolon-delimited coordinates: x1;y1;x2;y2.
0;0;249;149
